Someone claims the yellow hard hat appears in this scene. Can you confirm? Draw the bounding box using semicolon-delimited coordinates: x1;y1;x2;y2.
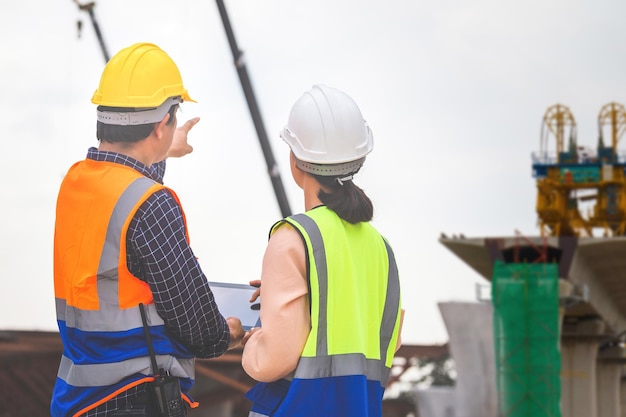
91;42;195;108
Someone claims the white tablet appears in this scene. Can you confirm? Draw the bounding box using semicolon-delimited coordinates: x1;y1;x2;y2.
208;282;261;331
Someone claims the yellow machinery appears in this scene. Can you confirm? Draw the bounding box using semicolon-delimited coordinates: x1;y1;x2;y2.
533;102;626;236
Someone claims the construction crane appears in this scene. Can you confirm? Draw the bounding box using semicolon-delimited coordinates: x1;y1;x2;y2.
533;102;626;236
72;0;292;217
215;0;292;217
73;1;110;63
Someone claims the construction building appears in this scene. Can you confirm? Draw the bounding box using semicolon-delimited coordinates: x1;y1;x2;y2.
440;103;626;417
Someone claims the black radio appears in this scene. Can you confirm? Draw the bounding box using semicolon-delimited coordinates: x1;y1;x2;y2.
150;373;185;417
139;304;187;417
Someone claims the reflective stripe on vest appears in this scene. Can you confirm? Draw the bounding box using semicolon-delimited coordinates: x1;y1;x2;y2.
57;354;195;387
56;297;162;332
98;177;156;280
285;210;401;387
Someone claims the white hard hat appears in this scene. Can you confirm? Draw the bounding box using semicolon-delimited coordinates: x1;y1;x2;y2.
281;84;373;176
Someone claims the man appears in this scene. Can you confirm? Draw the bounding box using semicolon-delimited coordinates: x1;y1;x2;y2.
52;42;244;417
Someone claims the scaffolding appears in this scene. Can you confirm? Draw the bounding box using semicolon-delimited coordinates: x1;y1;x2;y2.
492;261;561;417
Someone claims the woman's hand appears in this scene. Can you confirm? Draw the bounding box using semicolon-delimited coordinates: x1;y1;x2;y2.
249;279;261;302
241;326;261;347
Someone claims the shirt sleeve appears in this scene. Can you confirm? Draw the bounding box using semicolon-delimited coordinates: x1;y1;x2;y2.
241;223;311;382
128;189;230;359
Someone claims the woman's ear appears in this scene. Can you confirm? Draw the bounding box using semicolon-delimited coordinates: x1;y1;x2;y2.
290;151;305;189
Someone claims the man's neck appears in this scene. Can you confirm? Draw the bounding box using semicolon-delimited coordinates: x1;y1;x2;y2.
98;140;155;166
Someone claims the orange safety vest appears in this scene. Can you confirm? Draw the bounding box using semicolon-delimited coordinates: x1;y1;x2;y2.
52;159;197;417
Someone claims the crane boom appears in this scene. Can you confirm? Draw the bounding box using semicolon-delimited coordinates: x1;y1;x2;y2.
215;0;292;218
73;1;110;63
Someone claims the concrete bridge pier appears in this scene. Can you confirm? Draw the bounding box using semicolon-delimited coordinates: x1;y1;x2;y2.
438;302;497;417
621;376;626;417
596;356;622;417
439;235;626;417
560;319;604;417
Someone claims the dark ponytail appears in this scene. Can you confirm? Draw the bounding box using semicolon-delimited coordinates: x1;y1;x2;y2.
313;174;373;224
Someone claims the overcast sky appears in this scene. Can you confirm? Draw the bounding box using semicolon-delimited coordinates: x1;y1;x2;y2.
2;0;626;345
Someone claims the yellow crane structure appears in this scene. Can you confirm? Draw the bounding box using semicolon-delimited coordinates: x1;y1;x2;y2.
533;102;626;236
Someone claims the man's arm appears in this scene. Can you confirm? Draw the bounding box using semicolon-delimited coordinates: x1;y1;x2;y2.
149;117;201;183
128;190;231;358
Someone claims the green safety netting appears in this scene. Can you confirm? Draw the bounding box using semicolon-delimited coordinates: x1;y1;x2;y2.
491;261;561;417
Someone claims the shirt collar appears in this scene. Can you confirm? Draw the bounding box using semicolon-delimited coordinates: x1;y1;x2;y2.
86;147;158;181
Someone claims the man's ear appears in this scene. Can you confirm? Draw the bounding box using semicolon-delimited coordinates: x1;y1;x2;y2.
154;113;171;139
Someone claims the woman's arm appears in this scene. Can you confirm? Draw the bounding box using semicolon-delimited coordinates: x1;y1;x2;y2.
242;224;311;382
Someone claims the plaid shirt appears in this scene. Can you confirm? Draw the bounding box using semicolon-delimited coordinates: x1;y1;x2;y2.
79;147;230;416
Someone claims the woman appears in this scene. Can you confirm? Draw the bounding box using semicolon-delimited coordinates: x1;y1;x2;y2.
242;84;403;417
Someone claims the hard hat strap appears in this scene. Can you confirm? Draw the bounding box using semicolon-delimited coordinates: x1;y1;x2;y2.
96;96;182;126
336;175;353;186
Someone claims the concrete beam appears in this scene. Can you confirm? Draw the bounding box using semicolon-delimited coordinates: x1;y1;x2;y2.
439;236;626;335
569;249;626;334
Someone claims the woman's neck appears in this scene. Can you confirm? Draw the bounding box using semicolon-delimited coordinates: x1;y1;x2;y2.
302;174;324;211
